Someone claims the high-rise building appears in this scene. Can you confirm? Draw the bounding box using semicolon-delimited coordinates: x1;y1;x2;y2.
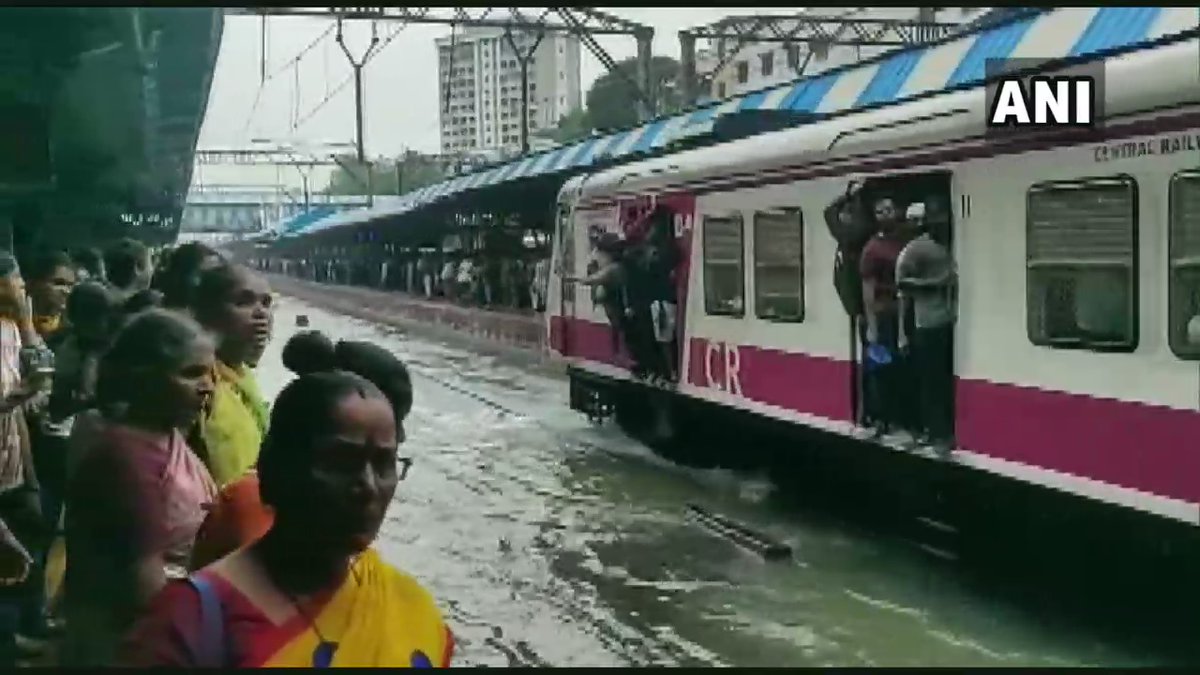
436;27;582;154
707;7;991;100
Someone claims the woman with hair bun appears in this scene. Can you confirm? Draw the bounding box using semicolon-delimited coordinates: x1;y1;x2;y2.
153;242;223;311
121;330;449;668
187;330;413;570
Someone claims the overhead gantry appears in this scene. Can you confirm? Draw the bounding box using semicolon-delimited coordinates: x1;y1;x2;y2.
677;9;965;105
228;7;656;154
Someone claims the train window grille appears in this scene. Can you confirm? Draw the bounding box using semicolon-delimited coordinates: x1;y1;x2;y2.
1025;176;1138;351
1168;170;1200;360
753;208;805;322
703;214;745;317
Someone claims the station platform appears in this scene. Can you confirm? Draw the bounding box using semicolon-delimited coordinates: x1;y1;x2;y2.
265;275;546;353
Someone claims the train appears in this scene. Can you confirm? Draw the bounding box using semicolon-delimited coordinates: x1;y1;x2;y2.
544;30;1200;564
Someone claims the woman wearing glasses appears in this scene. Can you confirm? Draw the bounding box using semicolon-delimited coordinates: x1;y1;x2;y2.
122;331;450;667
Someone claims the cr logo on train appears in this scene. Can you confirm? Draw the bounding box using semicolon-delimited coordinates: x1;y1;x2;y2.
702;341;743;397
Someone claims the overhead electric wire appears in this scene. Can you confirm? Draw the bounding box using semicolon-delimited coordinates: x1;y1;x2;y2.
294;24;407;131
242;22;337;137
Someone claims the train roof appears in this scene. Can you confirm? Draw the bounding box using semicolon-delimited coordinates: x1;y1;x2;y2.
577;32;1200;202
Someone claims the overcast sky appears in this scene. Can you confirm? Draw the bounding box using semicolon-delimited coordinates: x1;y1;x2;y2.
194;8;793;189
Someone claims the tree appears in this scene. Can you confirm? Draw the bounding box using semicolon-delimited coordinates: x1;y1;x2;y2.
584;55;682;131
535;107;591;144
324;151;446;196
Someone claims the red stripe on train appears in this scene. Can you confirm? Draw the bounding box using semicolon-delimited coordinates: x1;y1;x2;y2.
552;317;1200;505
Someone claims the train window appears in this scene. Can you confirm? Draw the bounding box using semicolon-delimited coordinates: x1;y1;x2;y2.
1169;170;1200;360
1025;176;1138;352
703;214;745;316
753;209;804;322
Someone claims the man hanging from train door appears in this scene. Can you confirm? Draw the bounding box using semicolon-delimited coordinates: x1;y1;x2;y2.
859;195;912;439
643;206;680;383
824;181;876;424
897;199;957;455
565;231;630;360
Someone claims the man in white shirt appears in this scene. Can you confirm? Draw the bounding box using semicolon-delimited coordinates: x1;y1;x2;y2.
897;200;957;451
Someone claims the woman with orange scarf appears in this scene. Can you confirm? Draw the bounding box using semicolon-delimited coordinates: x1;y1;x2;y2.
121;348;451;667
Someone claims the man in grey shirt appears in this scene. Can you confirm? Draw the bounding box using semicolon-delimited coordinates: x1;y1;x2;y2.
897;200;957;451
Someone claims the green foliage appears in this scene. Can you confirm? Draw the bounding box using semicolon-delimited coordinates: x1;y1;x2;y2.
533;55;683;148
584;55;682;131
324;152;447;196
536;107;591;144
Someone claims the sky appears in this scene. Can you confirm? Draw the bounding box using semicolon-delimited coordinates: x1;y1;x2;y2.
194;8;793;189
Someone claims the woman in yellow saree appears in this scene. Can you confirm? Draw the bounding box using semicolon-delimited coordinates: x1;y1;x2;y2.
188;263;273;487
120;363;452;667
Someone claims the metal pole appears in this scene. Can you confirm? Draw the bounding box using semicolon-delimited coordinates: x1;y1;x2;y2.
335;17;380;207
366;163;374;207
260;16;267;84
504;28;545;156
519;62;530;154
395;158;403;194
353;65;365;163
635;30;654;120
678;31;697;106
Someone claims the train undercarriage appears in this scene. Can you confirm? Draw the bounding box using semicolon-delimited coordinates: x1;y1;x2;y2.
567;364;1200;640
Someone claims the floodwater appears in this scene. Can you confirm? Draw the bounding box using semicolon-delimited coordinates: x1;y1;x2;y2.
257;296;1165;667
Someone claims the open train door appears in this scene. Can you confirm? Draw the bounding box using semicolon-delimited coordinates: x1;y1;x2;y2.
848;171;956;440
617;192;698;384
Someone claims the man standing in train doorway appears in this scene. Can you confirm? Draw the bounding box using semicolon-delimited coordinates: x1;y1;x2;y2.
897;199;957;455
859;196;910;439
644;206;680;384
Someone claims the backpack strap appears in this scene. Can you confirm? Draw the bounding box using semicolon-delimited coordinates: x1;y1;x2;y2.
187;575;227;668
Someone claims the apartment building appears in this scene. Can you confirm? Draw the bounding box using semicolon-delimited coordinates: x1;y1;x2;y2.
708;7;992;100
436;26;582;154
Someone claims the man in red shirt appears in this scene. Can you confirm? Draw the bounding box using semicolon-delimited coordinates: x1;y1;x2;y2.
859;197;916;437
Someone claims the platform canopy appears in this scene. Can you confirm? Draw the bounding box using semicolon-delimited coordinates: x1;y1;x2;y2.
0;8;223;248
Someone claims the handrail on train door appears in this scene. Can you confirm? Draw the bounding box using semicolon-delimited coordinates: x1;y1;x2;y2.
555;206;572;358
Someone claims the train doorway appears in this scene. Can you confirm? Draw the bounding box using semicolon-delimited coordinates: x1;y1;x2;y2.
850;170;957;448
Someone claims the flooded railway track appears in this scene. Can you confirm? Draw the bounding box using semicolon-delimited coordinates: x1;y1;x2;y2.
252;296;1199;668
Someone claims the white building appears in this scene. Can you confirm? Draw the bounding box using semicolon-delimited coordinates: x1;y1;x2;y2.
436;26;582;154
708;7;991;100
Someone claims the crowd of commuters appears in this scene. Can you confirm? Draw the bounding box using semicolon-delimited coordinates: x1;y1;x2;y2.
825;182;958;452
564;206;681;385
256;248;552;313
0;237;452;667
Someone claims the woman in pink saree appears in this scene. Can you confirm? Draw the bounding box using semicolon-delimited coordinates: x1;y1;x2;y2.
61;309;217;666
